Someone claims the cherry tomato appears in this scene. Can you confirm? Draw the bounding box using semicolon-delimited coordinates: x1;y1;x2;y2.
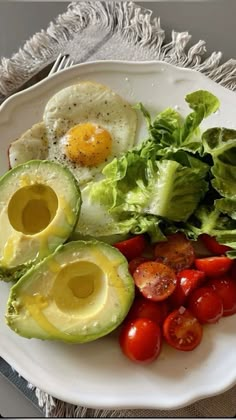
119;318;162;364
188;287;223;324
114;235;146;261
170;269;206;308
126;296;169;326
128;257;150;276
163;308;203;351
133;261;177;302
200;234;231;255
208;276;236;316
154;233;195;272
195;256;233;277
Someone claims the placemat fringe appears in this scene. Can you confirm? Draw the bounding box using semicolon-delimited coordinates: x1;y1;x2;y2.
0;1;236;104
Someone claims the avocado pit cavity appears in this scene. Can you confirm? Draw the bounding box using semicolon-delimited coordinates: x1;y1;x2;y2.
52;261;107;316
8;184;58;235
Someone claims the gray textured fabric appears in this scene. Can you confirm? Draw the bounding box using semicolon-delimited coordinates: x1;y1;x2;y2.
0;357;39;408
0;1;236;417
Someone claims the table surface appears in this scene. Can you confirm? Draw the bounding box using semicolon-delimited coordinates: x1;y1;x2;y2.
0;1;235;417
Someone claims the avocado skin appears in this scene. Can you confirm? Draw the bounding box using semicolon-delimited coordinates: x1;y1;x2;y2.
0;263;30;283
0;160;82;282
6;240;135;343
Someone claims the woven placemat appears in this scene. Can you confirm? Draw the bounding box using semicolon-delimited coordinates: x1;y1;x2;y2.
0;1;236;417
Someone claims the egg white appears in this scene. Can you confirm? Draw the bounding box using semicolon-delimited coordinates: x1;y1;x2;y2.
43;81;137;185
71;182;128;244
8;122;48;168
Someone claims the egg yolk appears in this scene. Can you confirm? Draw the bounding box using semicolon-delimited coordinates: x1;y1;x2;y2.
65;123;112;167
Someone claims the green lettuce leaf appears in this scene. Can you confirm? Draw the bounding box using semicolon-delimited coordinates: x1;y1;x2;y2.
182;91;220;136
164;150;209;176
202;128;236;199
211;158;236;199
184;204;236;250
202;127;236;155
136;90;220;155
144;160;208;222
74;182;165;242
91;151;208;224
215;198;236;220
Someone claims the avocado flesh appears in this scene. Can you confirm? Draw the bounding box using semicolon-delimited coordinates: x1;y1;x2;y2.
0;160;81;281
6;240;135;343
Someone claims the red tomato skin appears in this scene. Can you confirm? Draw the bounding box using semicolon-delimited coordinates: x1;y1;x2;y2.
126;296;169;326
200;234;231;255
133;261;177;302
195;256;233;277
170;269;206;308
207;276;236;316
163;308;203;351
119;318;162;364
114;235;146;261
188;287;223;324
154;233;195;272
128;257;150;276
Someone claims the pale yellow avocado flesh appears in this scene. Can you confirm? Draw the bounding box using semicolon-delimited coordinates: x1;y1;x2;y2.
0;160;81;280
6;241;135;343
8;184;58;235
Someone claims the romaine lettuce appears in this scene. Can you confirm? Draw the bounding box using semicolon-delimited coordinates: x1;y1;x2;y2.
90;152;208;224
75;182;165;242
184;204;236;251
202;127;236;199
136;89;220;155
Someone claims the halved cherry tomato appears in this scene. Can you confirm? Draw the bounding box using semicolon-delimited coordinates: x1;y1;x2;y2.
163;308;203;351
126;296;169;326
133;261;177;302
200;234;231;255
195;256;233;277
128;257;150;276
208;276;236;316
170;269;206;308
154;233;195;272
119;318;162;364
188;287;223;324
114;235;146;261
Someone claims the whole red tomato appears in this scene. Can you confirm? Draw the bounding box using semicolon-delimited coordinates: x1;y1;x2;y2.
208;276;236;316
119;318;162;364
188;287;223;324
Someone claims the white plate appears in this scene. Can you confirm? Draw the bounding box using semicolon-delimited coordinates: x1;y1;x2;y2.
0;61;236;410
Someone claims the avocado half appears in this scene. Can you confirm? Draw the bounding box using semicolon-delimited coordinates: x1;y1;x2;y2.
6;240;135;343
0;160;81;281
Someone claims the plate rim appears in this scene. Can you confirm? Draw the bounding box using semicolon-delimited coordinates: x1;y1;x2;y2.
2;349;236;411
1;59;235;117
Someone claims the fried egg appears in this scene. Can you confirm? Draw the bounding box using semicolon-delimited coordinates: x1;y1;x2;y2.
44;81;137;184
8;81;137;186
